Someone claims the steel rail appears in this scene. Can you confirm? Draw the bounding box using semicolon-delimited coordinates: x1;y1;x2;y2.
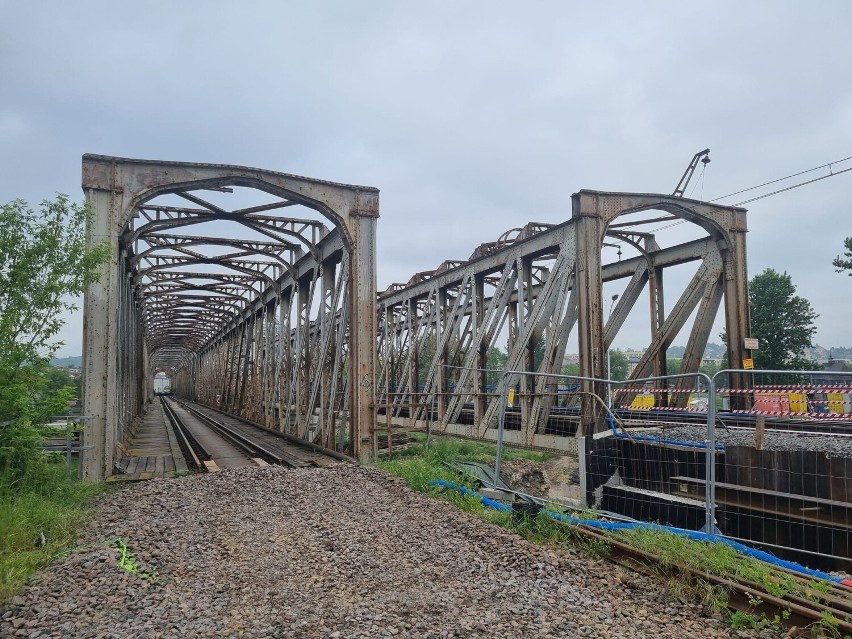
574;524;852;635
160;397;207;471
170;399;289;466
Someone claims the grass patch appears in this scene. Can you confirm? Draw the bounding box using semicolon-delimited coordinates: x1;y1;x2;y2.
377;433;557;495
383;432;557;464
0;460;104;601
616;527;801;599
613;527;850;633
375;434;605;555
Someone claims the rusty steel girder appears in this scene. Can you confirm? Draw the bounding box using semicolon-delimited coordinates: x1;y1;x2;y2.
81;155;379;479
377;190;749;451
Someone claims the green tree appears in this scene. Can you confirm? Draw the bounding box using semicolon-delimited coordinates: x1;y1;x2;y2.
833;237;852;275
560;362;580;378
698;360;721;378
485;346;508;386
607;349;630;381
748;268;818;370
666;358;683;376
0;196;109;480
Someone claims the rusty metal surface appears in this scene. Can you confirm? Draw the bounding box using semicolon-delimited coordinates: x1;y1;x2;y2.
377;190;750;447
81;158;751;479
81;155;378;478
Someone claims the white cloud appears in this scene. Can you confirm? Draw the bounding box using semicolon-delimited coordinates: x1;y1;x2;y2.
1;1;851;354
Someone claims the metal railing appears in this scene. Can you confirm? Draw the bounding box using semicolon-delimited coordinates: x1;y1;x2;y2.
40;415;94;478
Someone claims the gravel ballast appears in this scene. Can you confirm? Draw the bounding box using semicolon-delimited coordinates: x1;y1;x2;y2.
0;465;782;638
653;424;852;458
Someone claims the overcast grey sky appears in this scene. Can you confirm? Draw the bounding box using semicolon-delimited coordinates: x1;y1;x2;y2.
1;1;850;356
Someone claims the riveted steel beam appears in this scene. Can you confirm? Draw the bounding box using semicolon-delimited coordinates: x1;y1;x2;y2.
81;155;378;478
378;190;749;448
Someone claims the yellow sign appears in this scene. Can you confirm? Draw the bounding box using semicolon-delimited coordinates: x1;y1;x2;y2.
507;388;516;406
743;358;754;370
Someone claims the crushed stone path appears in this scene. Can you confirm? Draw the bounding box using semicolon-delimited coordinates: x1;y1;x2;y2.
0;465;782;638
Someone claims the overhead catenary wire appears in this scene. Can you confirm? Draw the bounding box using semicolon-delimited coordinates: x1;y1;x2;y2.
707;154;852;203
732;165;852;206
641;153;852;235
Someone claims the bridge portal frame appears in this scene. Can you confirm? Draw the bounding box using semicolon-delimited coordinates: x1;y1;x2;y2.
81;154;379;479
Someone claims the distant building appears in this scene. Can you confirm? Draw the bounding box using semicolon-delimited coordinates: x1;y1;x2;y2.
628;355;641;375
562;353;580;366
822;358;848;373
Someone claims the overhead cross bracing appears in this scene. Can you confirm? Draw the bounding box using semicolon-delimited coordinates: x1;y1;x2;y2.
81;155;379;479
377;191;750;451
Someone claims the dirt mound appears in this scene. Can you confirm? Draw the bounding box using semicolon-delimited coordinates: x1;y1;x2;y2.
501;458;550;497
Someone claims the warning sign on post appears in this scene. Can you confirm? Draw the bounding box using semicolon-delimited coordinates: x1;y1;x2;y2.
744;338;760;350
743;358;754;370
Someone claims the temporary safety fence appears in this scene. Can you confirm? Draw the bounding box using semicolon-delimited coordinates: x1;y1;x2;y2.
490;369;852;573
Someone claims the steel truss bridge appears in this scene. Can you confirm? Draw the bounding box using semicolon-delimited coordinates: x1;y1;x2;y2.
81;155;751;479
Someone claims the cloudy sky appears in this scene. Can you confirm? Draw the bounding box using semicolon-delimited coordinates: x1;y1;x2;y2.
1;1;850;357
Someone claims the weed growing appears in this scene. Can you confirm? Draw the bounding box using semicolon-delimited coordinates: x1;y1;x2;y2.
0;458;105;601
114;538;158;581
375;433;603;554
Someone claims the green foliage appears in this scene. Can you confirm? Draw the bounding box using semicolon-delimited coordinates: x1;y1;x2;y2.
560;362;580;377
698;360;721;378
833;237;852;276
748;268;819;371
607;350;629;381
114;538;158;581
729;610;761;630
43;367;81;404
0;197;109;396
666;358;682;376
377;433;557;492
0;195;110;601
560;351;629;382
0;461;104;600
485;346;508;386
0;195;108;462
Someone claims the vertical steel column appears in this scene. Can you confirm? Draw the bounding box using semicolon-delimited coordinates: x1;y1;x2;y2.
722;216;751;402
348;201;378;462
473;275;487;425
519;258;533;434
572;193;605;435
81;187;120;479
435;288;448;421
319;263;336;445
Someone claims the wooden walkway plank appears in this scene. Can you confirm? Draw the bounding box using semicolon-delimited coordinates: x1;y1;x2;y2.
115;402;189;479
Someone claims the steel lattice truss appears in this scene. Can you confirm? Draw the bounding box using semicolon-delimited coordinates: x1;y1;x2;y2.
81;156;378;478
129;193;355;449
377;190;750;451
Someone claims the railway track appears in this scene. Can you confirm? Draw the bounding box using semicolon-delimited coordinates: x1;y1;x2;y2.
160;396;348;472
574;523;852;636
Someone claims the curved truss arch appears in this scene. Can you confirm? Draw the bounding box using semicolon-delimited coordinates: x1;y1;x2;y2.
81;155;379;479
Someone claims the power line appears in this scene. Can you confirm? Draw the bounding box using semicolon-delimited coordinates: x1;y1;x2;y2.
708;154;852;203
733;165;852;206
641;153;852;234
